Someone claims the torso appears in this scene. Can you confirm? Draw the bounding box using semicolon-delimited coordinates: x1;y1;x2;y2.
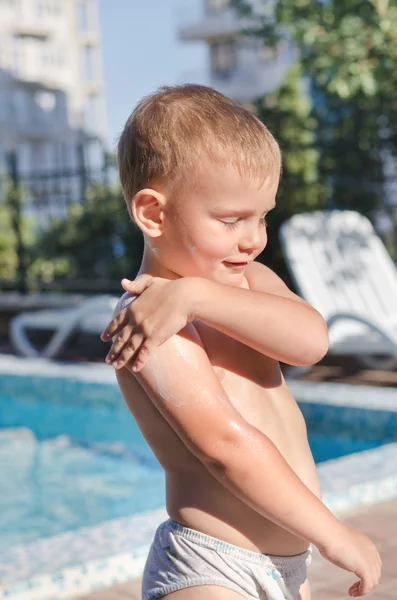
116;283;321;557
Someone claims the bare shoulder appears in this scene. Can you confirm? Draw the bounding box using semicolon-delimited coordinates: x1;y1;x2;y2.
245;261;306;304
115;321;204;396
115;318;205;410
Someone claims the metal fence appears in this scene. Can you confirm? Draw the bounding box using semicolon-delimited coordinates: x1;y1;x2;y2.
1;149;118;294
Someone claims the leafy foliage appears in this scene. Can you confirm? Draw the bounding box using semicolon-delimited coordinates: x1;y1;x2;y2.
254;65;326;276
30;184;143;288
0;179;35;286
0;201;18;280
231;0;397;276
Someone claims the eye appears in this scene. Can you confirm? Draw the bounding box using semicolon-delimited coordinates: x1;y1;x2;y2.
220;219;240;230
260;216;268;226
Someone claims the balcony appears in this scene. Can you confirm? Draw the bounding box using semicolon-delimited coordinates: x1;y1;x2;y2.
12;25;51;41
209;63;285;101
209;42;294;101
179;10;244;41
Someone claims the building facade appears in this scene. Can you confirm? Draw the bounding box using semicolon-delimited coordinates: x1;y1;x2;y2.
0;0;106;175
179;0;293;103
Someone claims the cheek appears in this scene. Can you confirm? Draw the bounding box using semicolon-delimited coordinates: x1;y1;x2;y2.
173;213;234;261
191;228;233;259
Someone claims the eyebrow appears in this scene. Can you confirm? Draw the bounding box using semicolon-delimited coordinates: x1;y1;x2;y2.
212;203;276;215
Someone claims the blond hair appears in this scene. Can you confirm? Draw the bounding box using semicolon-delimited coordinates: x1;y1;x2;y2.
118;84;281;213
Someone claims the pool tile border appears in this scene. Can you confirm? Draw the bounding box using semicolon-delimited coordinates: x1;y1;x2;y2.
0;551;148;600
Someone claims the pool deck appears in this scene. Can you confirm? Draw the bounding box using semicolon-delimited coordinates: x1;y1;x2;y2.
77;498;397;600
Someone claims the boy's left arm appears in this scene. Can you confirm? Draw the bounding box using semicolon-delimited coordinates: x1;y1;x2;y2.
102;262;328;370
192;261;329;366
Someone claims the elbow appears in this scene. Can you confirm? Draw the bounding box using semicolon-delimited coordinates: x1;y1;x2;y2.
200;424;275;485
292;312;329;367
197;421;248;470
312;313;329;363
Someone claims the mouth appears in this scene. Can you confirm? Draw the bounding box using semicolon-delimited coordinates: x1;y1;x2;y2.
223;260;250;269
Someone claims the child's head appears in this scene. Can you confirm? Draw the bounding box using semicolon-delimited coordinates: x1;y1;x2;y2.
118;84;281;285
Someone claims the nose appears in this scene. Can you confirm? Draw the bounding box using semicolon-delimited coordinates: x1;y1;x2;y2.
238;225;265;253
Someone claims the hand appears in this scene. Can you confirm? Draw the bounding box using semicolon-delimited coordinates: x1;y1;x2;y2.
101;275;193;372
318;523;382;597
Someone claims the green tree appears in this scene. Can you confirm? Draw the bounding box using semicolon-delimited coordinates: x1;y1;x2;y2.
0;178;33;289
231;0;397;272
254;65;325;278
30;184;144;291
0;201;18;281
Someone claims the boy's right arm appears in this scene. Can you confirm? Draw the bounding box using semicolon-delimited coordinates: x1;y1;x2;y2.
118;325;380;596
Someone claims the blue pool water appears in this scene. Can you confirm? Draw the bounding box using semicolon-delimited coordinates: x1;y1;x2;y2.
0;373;394;552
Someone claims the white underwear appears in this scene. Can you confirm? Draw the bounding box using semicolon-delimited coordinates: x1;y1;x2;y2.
142;519;312;600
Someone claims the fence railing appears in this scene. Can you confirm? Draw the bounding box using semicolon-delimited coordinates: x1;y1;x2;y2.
1;149;118;294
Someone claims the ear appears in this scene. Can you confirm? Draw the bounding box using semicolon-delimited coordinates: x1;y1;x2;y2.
132;188;165;238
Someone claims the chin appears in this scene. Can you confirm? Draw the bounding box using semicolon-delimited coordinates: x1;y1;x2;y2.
230;276;245;287
214;272;245;287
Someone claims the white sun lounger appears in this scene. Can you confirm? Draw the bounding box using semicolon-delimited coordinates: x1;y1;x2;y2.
279;210;397;372
9;295;118;359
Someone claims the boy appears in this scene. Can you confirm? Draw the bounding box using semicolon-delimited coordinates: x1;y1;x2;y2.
101;85;381;600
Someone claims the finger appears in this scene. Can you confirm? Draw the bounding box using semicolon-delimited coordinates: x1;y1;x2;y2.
370;569;378;591
349;577;373;598
349;581;360;597
113;334;143;369
121;275;153;295
358;574;373;596
131;342;152;372
349;581;361;597
372;562;381;587
105;330;132;364
101;309;128;341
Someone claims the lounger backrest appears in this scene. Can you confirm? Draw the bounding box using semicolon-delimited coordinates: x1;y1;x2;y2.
279;210;397;325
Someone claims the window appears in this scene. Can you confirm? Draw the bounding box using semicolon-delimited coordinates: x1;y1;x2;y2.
82;45;94;80
14;89;29;124
207;0;229;12
18;143;31;173
210;41;236;79
33;143;51;170
37;0;61;16
0;0;19;8
43;45;66;67
0;91;9;121
83;93;97;133
77;1;89;32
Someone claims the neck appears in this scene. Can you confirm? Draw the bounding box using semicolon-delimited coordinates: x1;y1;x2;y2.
138;244;181;280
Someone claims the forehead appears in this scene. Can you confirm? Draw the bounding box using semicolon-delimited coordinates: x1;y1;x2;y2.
188;162;278;210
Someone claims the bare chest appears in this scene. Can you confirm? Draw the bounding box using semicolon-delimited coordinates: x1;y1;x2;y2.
192;322;315;481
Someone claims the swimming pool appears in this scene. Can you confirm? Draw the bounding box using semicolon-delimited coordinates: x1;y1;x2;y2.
0;374;165;553
1;358;397;600
0;371;396;553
